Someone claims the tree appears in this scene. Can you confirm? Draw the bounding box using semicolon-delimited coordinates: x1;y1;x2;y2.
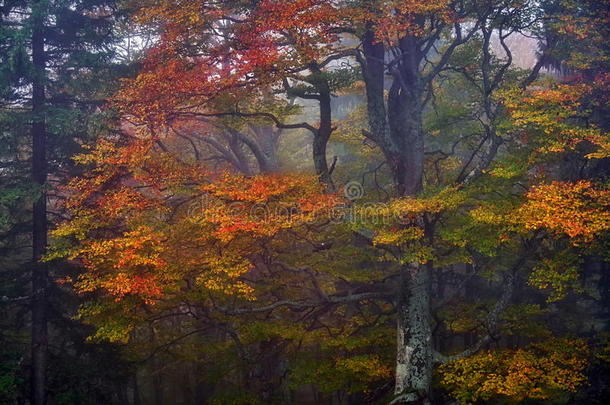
49;0;610;403
0;1;127;403
114;0;364;187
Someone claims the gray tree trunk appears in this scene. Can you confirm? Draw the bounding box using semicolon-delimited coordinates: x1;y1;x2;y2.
360;25;432;404
395;264;432;404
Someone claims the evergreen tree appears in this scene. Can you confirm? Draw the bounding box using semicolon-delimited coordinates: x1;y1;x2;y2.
0;1;129;403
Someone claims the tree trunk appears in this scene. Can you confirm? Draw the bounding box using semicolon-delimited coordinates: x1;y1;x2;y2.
387;87;424;196
395;264;432;404
387;52;430;405
312;67;333;186
247;124;282;174
389;122;430;404
133;372;141;405
30;2;48;404
360;25;432;403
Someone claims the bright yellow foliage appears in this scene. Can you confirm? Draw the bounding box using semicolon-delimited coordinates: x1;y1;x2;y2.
518;180;610;243
440;339;589;404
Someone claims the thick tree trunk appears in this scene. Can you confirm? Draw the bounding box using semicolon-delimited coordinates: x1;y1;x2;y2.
390;131;430;404
394;264;432;404
361;25;432;403
387;85;424;196
256;126;281;174
227;134;253;176
386;47;430;404
30;2;48;404
228;124;283;175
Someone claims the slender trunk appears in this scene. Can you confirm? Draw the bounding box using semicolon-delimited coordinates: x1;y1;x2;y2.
361;25;388;143
30;2;48;404
312;132;330;184
312;67;333;186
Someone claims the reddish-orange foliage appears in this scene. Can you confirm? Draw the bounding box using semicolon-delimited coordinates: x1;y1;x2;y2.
115;0;457;124
200;173;342;241
246;0;342;59
372;0;452;42
115;0;343;124
51;128;342;323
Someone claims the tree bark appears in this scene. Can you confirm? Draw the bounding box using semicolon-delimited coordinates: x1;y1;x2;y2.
360;25;431;403
249;124;281;174
387;84;424;196
30;2;48;404
311;64;334;186
394;264;432;404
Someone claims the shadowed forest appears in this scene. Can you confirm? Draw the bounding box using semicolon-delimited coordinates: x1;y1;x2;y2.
1;0;610;404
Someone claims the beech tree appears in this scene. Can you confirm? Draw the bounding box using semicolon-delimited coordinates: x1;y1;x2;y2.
46;0;610;404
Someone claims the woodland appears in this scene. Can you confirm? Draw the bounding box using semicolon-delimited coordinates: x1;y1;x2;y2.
1;0;609;404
